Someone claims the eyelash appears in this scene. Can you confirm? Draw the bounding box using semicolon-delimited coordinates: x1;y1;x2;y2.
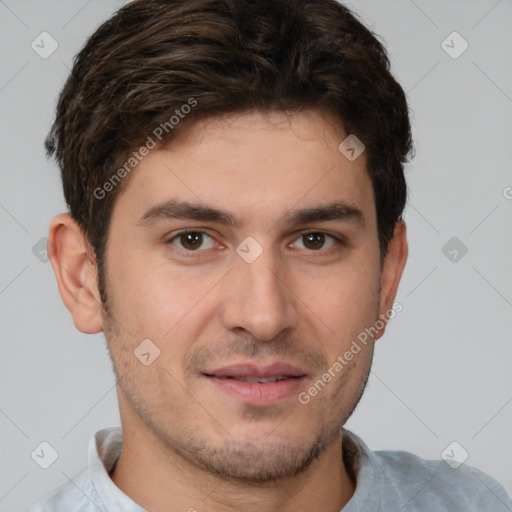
165;229;346;257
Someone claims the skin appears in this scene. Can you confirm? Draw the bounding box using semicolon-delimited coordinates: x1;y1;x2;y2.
48;109;408;512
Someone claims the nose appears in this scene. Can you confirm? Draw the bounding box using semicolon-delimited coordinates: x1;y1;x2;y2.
220;245;299;342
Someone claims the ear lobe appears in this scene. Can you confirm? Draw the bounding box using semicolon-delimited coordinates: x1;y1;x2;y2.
48;213;104;334
374;220;408;341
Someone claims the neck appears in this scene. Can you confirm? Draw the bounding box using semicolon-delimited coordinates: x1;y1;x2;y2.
110;422;356;512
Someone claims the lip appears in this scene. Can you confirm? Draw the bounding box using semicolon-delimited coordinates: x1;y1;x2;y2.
202;361;307;406
204;362;307;379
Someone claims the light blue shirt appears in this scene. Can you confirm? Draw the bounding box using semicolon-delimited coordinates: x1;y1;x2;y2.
25;426;512;511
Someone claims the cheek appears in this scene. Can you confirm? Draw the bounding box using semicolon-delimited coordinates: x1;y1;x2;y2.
299;258;380;336
106;252;201;338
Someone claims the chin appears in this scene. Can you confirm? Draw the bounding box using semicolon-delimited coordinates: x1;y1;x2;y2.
183;424;341;484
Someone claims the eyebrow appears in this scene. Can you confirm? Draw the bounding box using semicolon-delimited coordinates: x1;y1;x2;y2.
136;198;365;228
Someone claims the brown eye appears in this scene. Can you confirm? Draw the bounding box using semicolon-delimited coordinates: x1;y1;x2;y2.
302;232;326;250
294;232;338;251
180;232;203;250
167;231;216;252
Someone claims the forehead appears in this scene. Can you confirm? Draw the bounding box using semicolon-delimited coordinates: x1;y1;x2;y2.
114;109;375;229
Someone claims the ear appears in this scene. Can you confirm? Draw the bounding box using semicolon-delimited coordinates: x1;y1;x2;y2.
374;220;408;341
48;213;104;334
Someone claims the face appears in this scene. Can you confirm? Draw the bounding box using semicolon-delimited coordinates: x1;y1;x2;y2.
100;109;392;482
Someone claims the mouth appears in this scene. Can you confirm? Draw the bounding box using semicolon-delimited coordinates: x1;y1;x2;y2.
209;375;299;383
201;362;307;405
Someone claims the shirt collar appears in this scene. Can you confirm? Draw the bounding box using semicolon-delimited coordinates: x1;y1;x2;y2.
88;426;146;511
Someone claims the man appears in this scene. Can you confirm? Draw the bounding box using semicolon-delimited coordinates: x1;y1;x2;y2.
27;0;512;510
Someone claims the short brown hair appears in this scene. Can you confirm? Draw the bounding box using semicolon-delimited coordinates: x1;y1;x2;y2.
46;0;413;305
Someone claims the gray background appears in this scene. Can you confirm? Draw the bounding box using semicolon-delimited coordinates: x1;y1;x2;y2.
0;0;511;510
